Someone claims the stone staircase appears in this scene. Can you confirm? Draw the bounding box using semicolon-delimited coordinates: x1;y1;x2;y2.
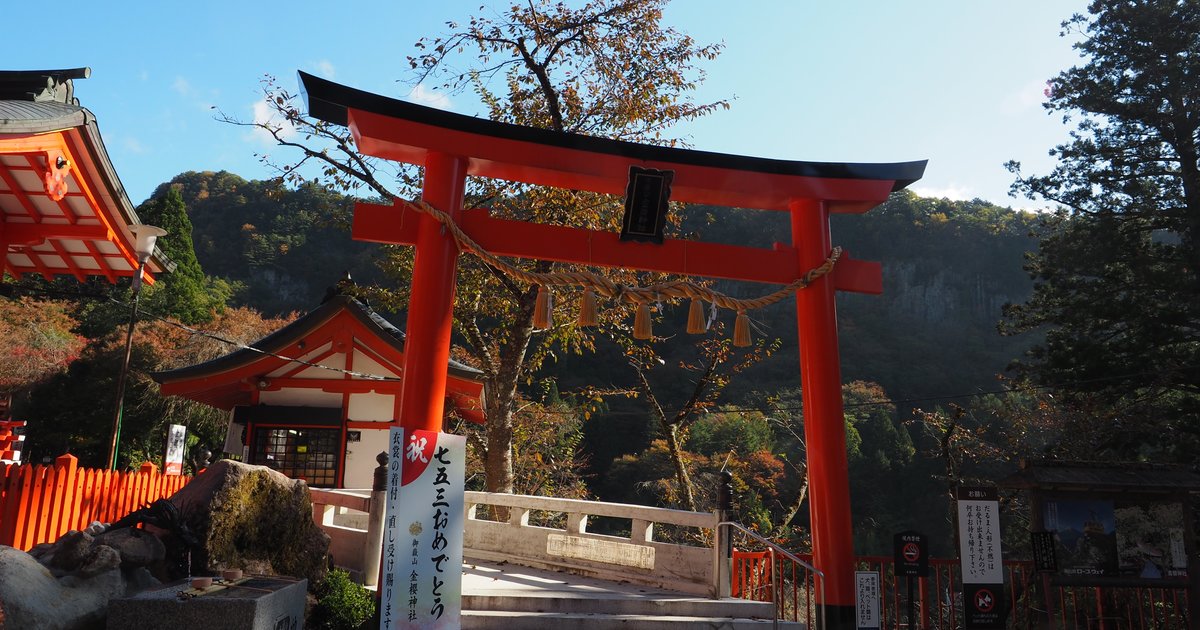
461;561;806;629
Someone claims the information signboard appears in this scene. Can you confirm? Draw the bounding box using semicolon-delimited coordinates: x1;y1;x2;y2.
164;424;186;475
1031;531;1057;573
855;571;881;630
893;530;928;577
959;486;1005;629
380;428;466;630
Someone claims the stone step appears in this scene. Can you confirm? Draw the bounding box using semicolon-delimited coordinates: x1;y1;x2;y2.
461;560;807;629
464;591;775;618
462;610;806;630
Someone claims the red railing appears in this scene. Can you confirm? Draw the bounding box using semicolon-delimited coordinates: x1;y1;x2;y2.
732;547;824;628
0;454;190;550
0;420;25;463
733;551;1192;629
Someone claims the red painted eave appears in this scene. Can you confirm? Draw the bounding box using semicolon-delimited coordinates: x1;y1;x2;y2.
1;118;171;283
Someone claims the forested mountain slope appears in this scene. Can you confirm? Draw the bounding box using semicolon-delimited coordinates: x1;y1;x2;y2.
167;171;1039;408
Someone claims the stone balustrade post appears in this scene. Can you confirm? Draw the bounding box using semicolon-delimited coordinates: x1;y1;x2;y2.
364;451;388;588
714;470;734;598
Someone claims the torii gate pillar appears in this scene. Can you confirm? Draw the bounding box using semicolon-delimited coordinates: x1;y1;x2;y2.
792;198;856;627
398;152;467;432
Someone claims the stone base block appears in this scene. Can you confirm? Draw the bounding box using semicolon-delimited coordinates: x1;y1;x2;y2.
107;576;307;630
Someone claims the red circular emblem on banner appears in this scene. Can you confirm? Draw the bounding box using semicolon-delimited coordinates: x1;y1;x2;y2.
902;542;921;563
974;588;995;613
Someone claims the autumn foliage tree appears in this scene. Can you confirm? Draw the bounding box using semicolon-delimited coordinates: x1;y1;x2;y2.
622;327;779;512
228;0;728;493
20;304;294;469
0;297;85;394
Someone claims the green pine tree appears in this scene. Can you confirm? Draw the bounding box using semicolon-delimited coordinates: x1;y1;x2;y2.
137;187;231;324
1005;0;1200;458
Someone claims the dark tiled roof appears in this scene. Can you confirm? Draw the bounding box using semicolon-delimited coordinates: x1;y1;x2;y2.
0;100;87;134
1000;459;1200;492
153;294;481;383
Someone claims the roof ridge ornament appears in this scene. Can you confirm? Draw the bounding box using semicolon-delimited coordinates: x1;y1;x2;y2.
0;68;90;104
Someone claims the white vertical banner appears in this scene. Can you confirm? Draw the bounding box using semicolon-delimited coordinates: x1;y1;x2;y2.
957;486;1003;584
854;571;881;629
381;427;466;630
164;424;186;475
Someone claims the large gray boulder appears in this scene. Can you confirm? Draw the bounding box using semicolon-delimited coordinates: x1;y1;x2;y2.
0;460;327;629
0;545;125;630
170;459;329;584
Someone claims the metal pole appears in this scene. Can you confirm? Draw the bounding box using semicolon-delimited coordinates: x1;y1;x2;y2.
908;575;916;630
107;261;146;471
771;547;780;630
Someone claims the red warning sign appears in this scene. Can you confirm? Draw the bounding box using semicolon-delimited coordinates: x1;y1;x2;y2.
974;588;995;613
892;531;928;577
963;583;1005;628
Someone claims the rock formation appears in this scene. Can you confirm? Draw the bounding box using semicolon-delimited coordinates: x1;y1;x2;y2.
0;527;163;630
170;459;330;585
0;460;329;629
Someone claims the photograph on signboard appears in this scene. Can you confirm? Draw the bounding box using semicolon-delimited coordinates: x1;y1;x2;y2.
1043;498;1118;577
1114;501;1187;579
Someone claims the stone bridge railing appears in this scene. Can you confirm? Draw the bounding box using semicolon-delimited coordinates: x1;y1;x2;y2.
463;491;719;596
310;489;722;596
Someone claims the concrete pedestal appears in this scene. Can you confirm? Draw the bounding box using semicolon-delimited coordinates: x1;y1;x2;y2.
107;576;307;630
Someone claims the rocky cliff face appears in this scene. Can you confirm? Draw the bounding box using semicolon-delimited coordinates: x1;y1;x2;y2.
886;263;1026;327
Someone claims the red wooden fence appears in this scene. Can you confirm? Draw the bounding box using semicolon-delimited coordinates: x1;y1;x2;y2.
733;549;1192;629
0;454;190;551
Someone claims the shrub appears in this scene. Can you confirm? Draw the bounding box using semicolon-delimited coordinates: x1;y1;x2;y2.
310;568;375;630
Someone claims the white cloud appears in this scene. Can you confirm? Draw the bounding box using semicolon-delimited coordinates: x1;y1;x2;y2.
172;76;194;97
123;136;148;154
313;60;336;79
910;184;974;201
1000;79;1051;115
405;84;452;110
245;98;297;147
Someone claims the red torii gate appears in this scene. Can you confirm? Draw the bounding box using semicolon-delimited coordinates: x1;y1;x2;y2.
300;71;925;628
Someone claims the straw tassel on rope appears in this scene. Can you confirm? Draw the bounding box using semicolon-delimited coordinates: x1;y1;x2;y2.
577;288;598;327
533;285;553;330
633;302;653;340
733;309;751;347
686;298;707;334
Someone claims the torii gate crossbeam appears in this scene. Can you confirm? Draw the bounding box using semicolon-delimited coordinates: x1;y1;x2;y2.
300;71;926;630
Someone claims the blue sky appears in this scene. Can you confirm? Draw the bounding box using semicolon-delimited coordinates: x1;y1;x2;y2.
2;1;1086;209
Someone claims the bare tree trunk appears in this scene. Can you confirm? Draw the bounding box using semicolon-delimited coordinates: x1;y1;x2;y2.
771;472;809;538
663;424;697;512
480;288;538;495
484;405;514;494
